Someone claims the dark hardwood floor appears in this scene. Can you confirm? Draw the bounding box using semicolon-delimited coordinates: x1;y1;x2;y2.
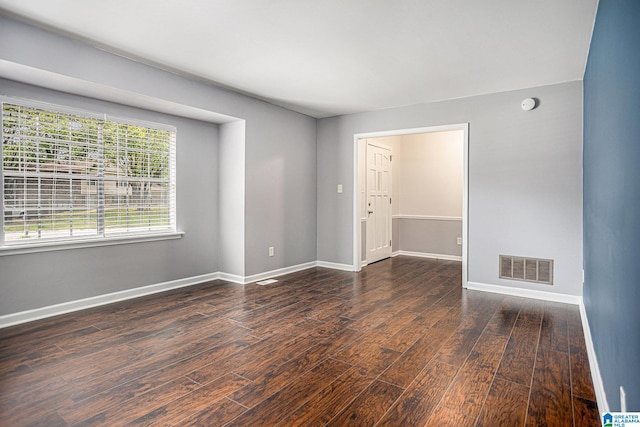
0;256;600;426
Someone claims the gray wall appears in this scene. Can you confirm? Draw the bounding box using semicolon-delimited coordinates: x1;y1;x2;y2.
244;108;317;276
0;14;584;318
0;79;219;314
318;81;583;296
0;16;317;315
396;219;462;257
584;0;640;411
218;121;246;277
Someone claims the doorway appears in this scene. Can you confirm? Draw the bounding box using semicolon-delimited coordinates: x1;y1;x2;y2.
353;124;469;287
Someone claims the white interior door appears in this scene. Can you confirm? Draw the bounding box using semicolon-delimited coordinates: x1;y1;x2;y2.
366;143;392;264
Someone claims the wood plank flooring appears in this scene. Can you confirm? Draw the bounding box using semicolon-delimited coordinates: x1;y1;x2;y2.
0;256;600;426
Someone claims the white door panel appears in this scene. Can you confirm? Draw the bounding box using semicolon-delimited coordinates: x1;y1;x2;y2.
366;143;392;264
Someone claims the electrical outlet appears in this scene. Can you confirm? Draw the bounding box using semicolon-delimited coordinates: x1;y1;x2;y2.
621;386;627;412
456;237;462;245
268;246;275;257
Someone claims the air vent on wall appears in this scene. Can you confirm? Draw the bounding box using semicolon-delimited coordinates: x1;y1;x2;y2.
499;255;553;285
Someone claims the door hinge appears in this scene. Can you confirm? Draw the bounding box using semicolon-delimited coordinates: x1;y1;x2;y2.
389;198;392;204
390;155;393;161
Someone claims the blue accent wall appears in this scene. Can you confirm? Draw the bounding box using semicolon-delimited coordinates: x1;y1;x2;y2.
584;0;640;411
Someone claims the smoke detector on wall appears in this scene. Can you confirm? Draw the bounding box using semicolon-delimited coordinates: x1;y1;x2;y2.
521;98;536;111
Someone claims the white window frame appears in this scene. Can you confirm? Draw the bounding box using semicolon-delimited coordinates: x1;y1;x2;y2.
0;97;181;256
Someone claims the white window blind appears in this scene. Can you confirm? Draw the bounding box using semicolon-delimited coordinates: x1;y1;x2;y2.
1;101;176;246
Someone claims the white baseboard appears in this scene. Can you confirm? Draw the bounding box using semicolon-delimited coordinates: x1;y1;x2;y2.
216;272;245;284
0;272;221;329
243;262;317;284
392;214;463;221
579;301;609;414
0;261;337;328
465;281;581;305
316;261;356;272
392;250;462;262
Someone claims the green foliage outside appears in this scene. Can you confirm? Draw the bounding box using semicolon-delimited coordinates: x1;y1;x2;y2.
2;103;174;240
2;104;170;179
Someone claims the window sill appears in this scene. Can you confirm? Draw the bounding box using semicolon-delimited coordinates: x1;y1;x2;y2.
0;232;184;257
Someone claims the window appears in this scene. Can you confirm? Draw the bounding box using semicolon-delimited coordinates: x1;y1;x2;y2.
1;100;176;247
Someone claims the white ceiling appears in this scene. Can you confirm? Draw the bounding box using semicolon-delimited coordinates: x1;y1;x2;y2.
0;0;598;118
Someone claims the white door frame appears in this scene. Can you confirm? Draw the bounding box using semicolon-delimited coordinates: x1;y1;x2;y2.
352;123;469;288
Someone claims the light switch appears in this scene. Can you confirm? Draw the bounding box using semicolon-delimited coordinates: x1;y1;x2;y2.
337;184;343;193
